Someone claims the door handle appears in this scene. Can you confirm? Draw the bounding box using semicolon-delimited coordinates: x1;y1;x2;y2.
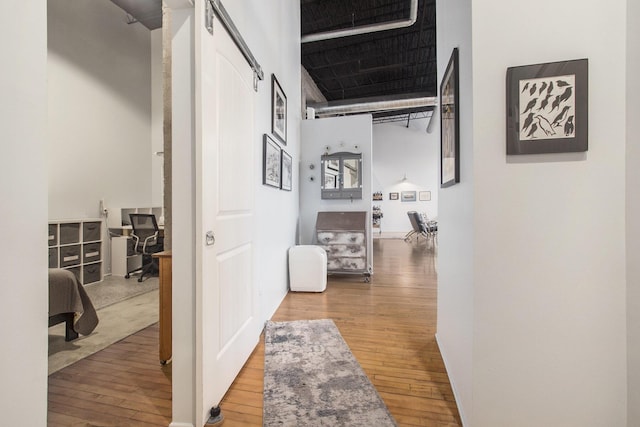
206;231;216;246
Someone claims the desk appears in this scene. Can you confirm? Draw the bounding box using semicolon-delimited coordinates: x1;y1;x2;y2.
153;250;172;364
111;236;142;277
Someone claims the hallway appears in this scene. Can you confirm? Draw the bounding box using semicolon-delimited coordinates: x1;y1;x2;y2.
47;237;459;426
221;237;460;426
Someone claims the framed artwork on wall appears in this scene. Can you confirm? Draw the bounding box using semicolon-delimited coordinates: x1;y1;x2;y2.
401;191;416;202
389;192;399;200
271;74;287;145
506;58;588;154
281;149;292;191
263;134;281;189
440;48;460;188
419;191;431;201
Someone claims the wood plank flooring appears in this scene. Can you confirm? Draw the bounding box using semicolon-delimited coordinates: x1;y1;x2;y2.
47;324;172;426
48;237;460;426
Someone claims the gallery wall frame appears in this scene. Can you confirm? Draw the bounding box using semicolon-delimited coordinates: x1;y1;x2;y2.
271;74;287;145
263;134;281;189
281;149;292;191
440;48;460;188
506;58;588;154
389;192;399;200
401;191;417;202
419;191;431;201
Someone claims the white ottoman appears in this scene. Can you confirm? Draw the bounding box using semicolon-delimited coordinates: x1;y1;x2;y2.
288;245;327;292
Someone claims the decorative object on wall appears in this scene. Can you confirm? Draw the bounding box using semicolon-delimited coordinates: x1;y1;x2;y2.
281;150;292;191
401;191;417;202
440;48;460;188
419;191;431;201
372;191;383;201
271;74;287;145
389;192;399;201
320;152;363;200
263;134;281;188
506;58;588;154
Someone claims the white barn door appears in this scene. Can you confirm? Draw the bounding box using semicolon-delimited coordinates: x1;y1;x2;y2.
195;8;260;424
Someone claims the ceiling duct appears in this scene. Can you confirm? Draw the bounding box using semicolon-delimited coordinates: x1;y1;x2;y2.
111;0;162;30
307;94;437;118
301;0;418;43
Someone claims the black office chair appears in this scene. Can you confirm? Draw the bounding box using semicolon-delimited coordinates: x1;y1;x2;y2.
128;213;164;282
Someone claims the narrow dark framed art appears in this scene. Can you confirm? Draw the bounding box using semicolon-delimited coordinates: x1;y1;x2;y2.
281;149;292;191
263;134;281;189
440;48;460;187
271;74;287;145
506;58;588;154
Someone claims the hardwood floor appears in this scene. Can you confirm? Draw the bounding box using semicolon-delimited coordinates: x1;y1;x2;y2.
47;237;460;426
47;324;172;426
221;237;460;426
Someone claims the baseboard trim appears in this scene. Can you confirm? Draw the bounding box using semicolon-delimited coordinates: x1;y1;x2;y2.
373;232;409;239
435;333;469;427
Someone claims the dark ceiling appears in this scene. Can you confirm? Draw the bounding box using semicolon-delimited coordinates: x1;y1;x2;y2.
111;0;437;120
301;0;437;106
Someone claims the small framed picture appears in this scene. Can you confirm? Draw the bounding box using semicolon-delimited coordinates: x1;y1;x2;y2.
506;58;588;154
419;191;431;201
389;192;399;200
401;191;416;202
281;149;292;191
262;134;281;189
271;74;287;145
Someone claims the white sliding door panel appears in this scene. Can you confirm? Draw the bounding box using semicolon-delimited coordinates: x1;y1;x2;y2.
195;10;259;425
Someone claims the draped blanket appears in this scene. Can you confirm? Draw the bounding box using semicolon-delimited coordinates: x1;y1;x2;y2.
49;268;98;335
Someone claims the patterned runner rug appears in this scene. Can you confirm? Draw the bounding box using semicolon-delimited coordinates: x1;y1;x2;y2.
263;319;397;426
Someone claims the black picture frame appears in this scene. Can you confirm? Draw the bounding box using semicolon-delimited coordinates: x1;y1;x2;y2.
506;58;588;155
263;134;281;189
440;48;460;188
271;74;287;145
281;149;292;191
389;192;399;200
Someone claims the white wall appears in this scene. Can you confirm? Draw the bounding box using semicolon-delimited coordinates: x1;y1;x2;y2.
435;0;474;424
372;119;439;235
47;0;154;222
438;0;629;426
222;0;302;324
151;28;164;207
0;1;48;425
300;115;374;269
167;4;196;425
627;0;640;424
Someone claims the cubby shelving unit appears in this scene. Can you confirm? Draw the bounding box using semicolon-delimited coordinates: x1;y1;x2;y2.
48;219;103;285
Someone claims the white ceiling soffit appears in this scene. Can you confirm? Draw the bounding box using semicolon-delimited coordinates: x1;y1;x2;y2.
110;0;162;30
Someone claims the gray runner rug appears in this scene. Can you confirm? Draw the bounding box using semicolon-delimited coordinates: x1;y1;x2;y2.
263;319;397;426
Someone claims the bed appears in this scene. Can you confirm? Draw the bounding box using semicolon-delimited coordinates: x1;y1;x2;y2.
48;268;99;341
